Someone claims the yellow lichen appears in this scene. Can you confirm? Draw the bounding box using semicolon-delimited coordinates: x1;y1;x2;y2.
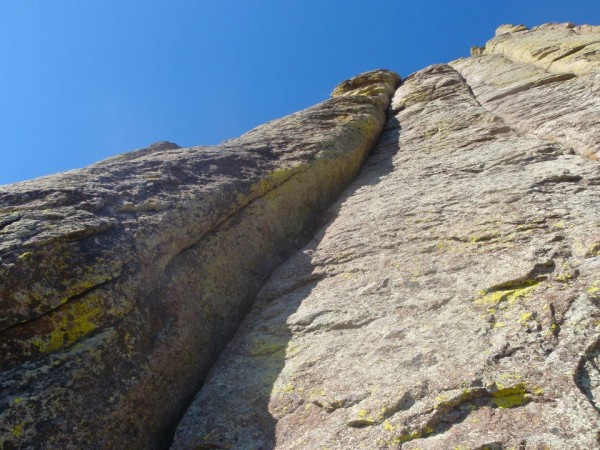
586;242;600;257
282;383;295;393
492;392;529;408
491;382;530;408
395;431;422;445
249;167;295;200
520;312;533;323
587;282;600;294
554;273;573;283
475;279;541;306
434;394;449;404
390;425;434;446
497;372;522;385
31;294;106;353
555;261;576;283
10;424;24;437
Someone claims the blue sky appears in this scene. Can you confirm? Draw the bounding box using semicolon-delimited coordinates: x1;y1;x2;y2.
1;1;599;185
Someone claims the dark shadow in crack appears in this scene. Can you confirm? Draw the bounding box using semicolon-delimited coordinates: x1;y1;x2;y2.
576;339;600;413
168;113;402;450
318;114;401;227
352;114;401;186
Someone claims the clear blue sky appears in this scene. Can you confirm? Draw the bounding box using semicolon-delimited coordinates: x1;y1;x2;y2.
1;1;598;185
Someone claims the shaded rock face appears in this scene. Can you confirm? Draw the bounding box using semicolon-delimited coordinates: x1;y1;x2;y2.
171;24;600;449
0;70;399;448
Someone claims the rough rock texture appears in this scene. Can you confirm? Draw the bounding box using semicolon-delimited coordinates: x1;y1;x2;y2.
455;22;600;160
0;71;399;449
172;24;600;449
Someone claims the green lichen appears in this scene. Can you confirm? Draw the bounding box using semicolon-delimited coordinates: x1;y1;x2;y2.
519;311;533;323
491;383;530;408
390;425;434;446
281;382;295;393
397;431;423;444
586;242;600;257
17;252;34;260
587;281;600;295
548;322;560;336
475;279;542;306
10;424;24;437
554;261;577;283
496;372;522;385
31;294;105;353
383;420;395;432
532;386;545;395
21;253;122;321
349;408;378;426
555;272;574;283
249;167;296;200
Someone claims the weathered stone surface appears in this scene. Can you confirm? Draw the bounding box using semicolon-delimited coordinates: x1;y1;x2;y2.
172;26;600;449
0;70;399;449
486;22;600;76
3;22;600;450
452;24;600;160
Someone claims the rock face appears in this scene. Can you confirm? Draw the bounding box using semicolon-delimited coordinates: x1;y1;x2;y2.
171;24;600;449
0;71;399;449
2;23;600;450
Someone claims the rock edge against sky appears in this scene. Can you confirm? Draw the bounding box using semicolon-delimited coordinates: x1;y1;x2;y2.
1;23;600;449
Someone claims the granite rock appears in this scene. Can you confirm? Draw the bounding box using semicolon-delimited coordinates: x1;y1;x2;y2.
0;70;399;449
454;23;600;160
3;22;600;450
172;25;600;449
